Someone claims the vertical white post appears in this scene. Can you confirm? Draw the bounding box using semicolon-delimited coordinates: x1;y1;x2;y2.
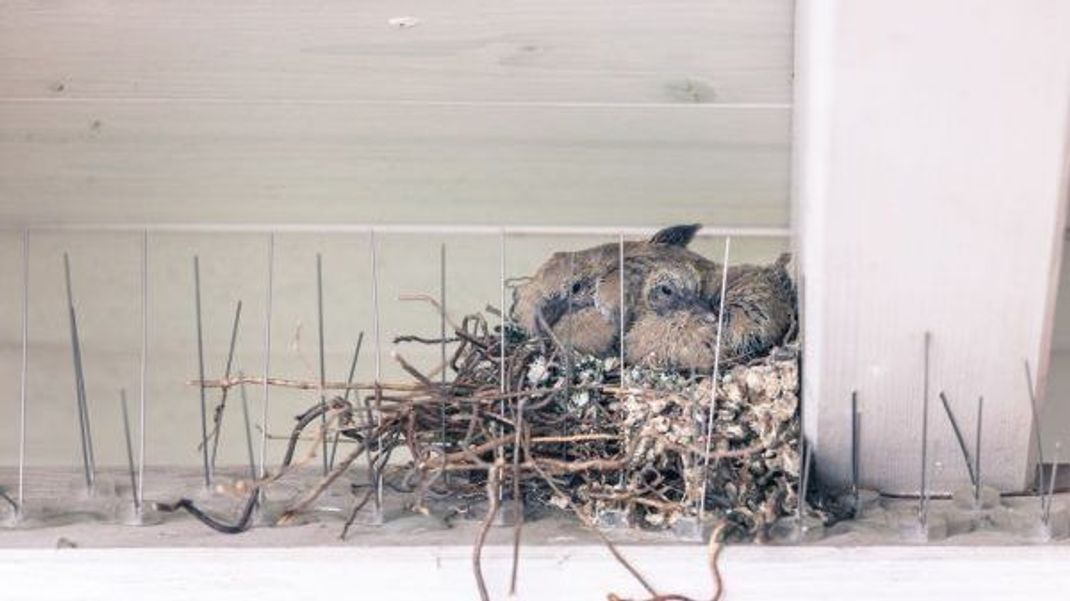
794;0;1070;492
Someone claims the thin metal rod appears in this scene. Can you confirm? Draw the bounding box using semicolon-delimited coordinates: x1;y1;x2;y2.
699;237;732;519
120;389;140;512
439;243;448;449
618;234;625;377
1024;359;1047;490
851;391;860;500
500;229;508;499
64;252;95;491
617;234;627;490
920;331;932;524
260;233;275;481
797;440;812;521
565;249;574;386
938;391;976;485
193;256;212;488
509;396;526;595
974;396;983;505
500;231;507;393
316;254;329;476
209;300;242;473
138;230;148;512
370;229;384;512
17;230;29;516
561;247;573;464
329;334;364;471
238;372;256;480
1045;443;1061;523
15;222;791;239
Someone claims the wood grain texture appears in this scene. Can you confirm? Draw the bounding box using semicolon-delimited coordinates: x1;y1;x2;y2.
0;0;792;104
794;0;1070;492
0;100;790;226
0;1;794;469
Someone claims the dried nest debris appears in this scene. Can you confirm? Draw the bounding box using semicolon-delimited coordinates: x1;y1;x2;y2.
180;305;849;542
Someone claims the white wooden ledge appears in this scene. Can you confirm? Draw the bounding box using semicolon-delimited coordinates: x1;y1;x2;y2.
0;545;1067;601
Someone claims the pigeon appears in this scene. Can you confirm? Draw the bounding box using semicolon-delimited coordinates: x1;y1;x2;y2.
512;224;795;371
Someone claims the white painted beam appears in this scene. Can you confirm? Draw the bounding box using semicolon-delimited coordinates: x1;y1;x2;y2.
0;546;1068;601
794;0;1070;492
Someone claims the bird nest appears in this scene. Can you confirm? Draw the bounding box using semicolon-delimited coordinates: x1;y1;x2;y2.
180;304;836;543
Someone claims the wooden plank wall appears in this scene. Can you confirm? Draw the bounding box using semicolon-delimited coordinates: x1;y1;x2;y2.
0;1;795;467
0;0;793;227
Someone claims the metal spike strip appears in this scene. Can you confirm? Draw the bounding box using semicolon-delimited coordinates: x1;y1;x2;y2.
193;256;212;487
499;229;508;499
316;254;329;476
209;300;242;475
370;229;384;513
617;234;627;490
851;391;860;502
64;252;95;491
138;230;148;513
618;234;625;381
440;243;448;449
974;396;983;505
1024;360;1047;492
329;334;363;471
699;237;731;520
17;230;29;516
260;234;275;485
562;247;573;464
938;391;976;485
1044;442;1061;524
797;440;813;521
919;331;931;524
120;389;140;512
238;370;256;479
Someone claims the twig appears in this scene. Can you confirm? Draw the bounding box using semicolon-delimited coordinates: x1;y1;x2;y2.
397;293;463;332
155;492;258;534
526;449;659;598
473;461;502;601
194;375;422;392
278;426;378;523
708;521;727;601
340;485;377;541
